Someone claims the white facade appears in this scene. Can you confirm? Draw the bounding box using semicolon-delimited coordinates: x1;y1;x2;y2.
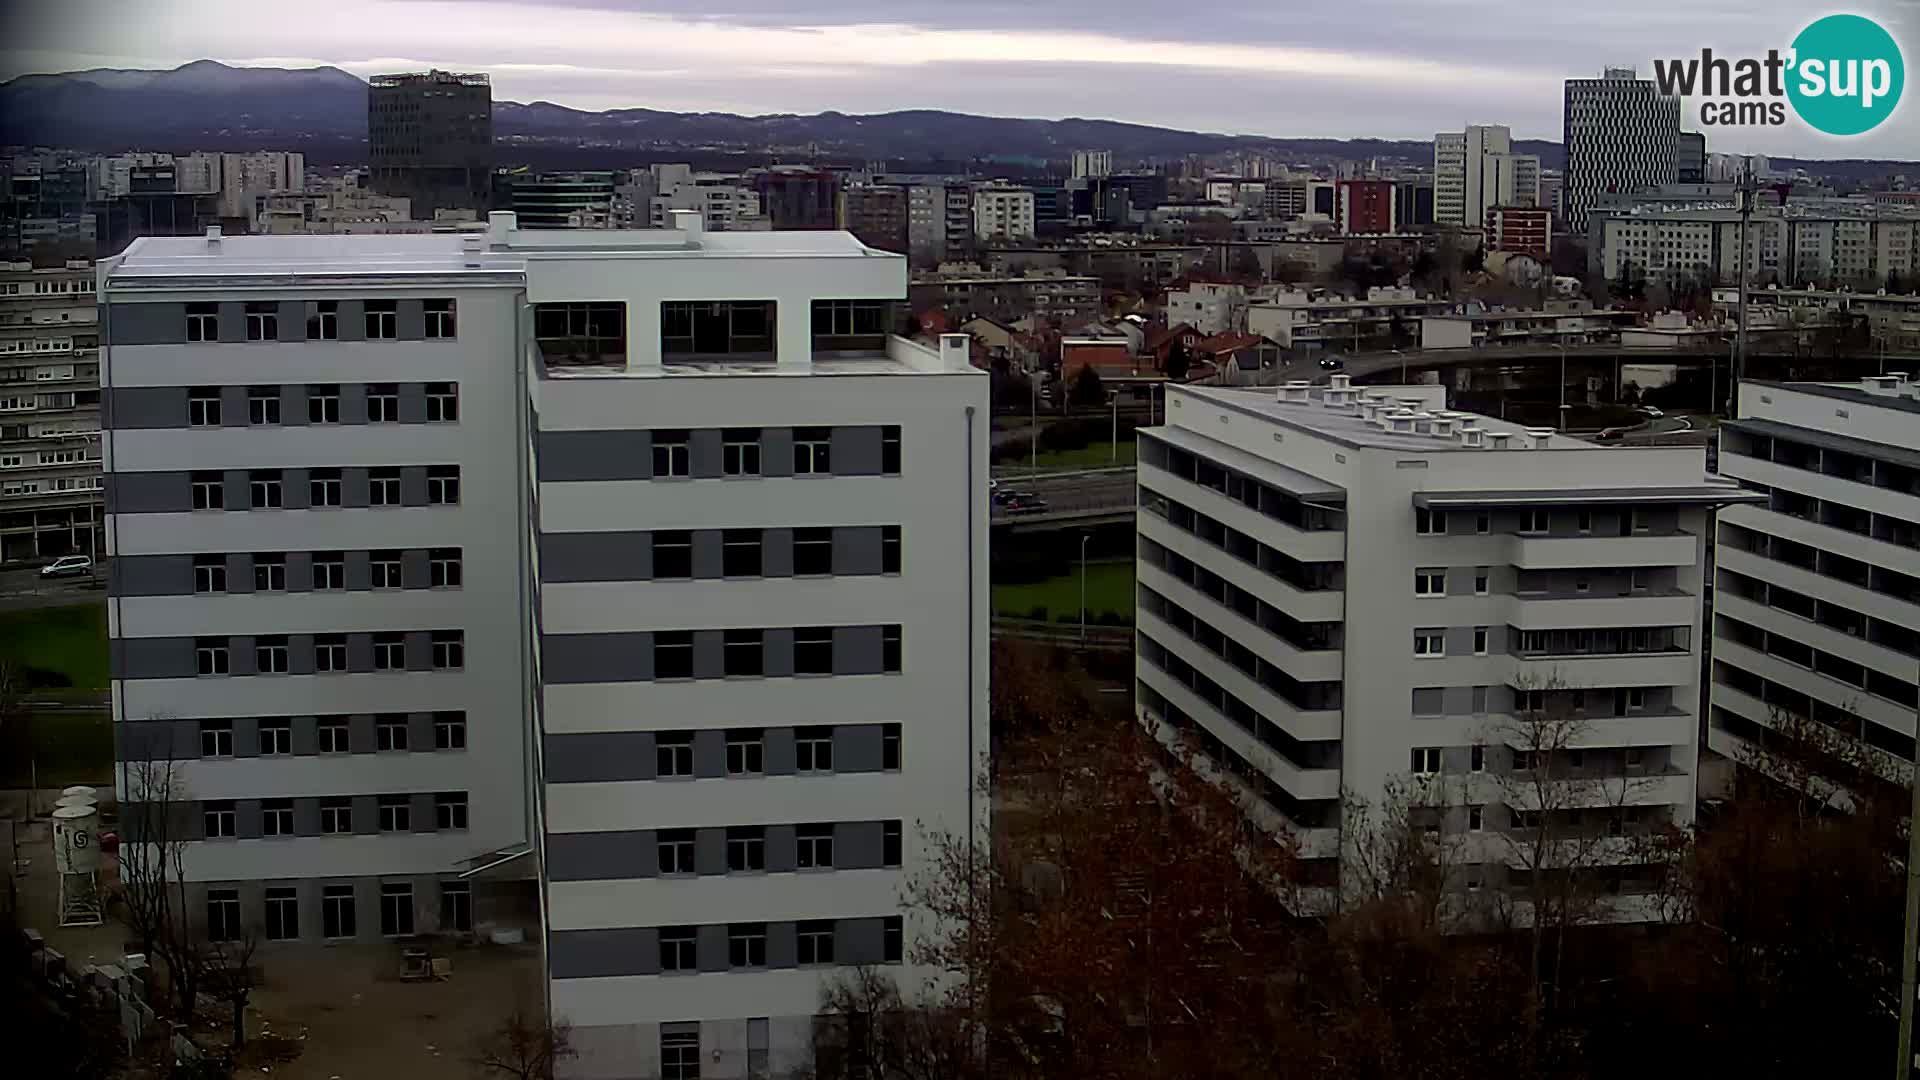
102;213;988;1080
1163;281;1248;335
0;259;103;563
1434;125;1538;229
972;186;1036;242
1597;203;1920;288
1137;379;1751;910
1563;69;1680;232
1073;149;1113;179
1709;378;1920;785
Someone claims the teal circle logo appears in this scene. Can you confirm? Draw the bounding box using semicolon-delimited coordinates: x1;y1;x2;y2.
1787;14;1904;135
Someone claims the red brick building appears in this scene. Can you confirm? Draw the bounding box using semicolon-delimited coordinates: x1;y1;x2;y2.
1485;205;1552;258
1335;179;1397;235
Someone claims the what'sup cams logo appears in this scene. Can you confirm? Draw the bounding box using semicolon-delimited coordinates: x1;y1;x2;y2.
1653;13;1905;135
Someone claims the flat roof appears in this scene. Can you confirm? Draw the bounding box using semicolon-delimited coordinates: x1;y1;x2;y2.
1746;379;1920;417
1725;416;1920;470
1413;485;1763;509
1182;385;1575;453
1140;426;1345;502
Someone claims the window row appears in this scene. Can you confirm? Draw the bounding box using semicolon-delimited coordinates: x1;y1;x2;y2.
1410;684;1668;720
1717;566;1919;660
1407;743;1666;781
1718;614;1918;708
662;725;898;778
1139;432;1346;532
542;624;902;685
1137;682;1340;829
176;712;469;758
1140;484;1344;593
543;526;898;583
1754;479;1920;553
143;548;465;596
183;466;460;510
1721;521;1920;606
537;424;901;484
1413;504;1676;538
1714;661;1916;762
188;631;464;676
1139;536;1341;652
544;722;901;784
552;820;904;882
180;299;457;343
191;791;470;840
206;880;472;944
549;916;905;983
178;382;458;426
1138;587;1343;712
1137;630;1342;775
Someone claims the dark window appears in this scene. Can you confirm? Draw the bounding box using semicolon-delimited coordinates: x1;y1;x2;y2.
187;387;221;426
207;889;241;941
265;888;298;940
367;383;399;422
652;531;692;578
534;302;626;366
882;425;901;473
883;916;903;963
435;792;468;829
425;382;458;422
378;795;411;832
794;427;831;474
247;386;280;424
424;299;456;339
440;882;472;933
244;302;278;342
322;885;355;938
882;724;901;770
369;468;401;506
883;625;902;673
430;548;462;587
307;301;338;341
191;471;224;510
365;300;399;339
431;630;464;670
193;555;227;593
253;552;286;591
726;826;765;872
248;469;283;508
882;525;901;573
811;299;890;341
200;719;233;757
427;466;460;505
307;384;340;423
654;631;694;679
203;800;237;838
884;820;903;867
185;303;218;342
793;527;832;574
434;711;467;749
723;429;761;476
652;430;690;477
370;551;403;589
727;729;764;775
724;629;763;677
657;830;695;875
259;717;292;755
722;529;762;577
661;300;775;357
380;882;414;935
195;637;229;676
660;928;697;972
728;922;768;968
795;627;834;674
797;920;835;965
796;824;834;869
318;718;350;754
376;712;408;750
309;468;343;507
319;797;352;833
656;733;694;777
796;727;834;773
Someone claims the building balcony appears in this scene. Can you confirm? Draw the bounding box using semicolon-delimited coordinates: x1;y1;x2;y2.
1137;561;1341;683
1714;591;1914;687
1507;591;1698;630
1136;661;1341;802
1711;639;1914;734
1716;541;1919;629
1506;531;1699;570
1488;707;1695;750
1510;649;1697;690
1137;466;1344;564
1137;513;1344;624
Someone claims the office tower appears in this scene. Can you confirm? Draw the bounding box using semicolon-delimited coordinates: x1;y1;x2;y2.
1394;178;1436;229
838;183;909;253
751;167;841;230
1434;125;1539;228
1709;376;1920;784
0;259;102;563
1135;378;1753;913
509;172;617;229
1677;132;1706;184
906;185;948;264
100;210;987;1078
1563;69;1680;233
1073;149;1114;179
1335;179;1397;235
368;70;493;217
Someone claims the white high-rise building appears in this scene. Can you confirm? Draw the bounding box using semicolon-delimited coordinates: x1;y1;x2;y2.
1134;379;1755;913
1434;125;1539;228
972;185;1036;242
102;211;988;1079
1708;377;1920;785
1072;149;1114;179
1563;69;1681;233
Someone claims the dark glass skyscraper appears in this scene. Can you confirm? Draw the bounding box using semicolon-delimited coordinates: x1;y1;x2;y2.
368;70;493;218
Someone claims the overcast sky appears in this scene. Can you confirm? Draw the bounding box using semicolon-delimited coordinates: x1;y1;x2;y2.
3;0;1915;158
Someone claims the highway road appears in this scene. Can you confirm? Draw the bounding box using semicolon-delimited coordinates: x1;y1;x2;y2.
991;469;1137;524
0;561;108;612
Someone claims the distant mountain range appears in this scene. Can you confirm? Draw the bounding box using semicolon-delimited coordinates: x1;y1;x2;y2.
1;60;1910;182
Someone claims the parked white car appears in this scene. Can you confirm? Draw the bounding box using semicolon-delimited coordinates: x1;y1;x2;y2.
39;555;93;578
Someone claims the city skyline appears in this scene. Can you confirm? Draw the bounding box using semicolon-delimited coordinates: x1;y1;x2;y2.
2;0;1914;160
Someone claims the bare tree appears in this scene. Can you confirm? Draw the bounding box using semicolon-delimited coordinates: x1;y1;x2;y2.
1339;773;1474;933
801;966;978;1080
198;928;261;1051
116;731;197;1017
472;999;575;1080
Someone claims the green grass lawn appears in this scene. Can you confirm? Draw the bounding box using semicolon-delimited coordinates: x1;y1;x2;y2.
0;710;113;789
1002;441;1137;472
993;560;1135;621
0;603;109;690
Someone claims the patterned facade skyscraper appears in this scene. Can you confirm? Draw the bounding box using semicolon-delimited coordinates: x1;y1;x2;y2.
1562;68;1681;233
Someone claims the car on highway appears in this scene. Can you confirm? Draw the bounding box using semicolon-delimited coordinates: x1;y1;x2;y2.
992;487;1032;507
1004;494;1050;514
1637;406;1664;418
1318;358;1345;370
39;555;93;578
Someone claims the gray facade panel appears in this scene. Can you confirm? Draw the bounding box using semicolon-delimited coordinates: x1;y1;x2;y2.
106;471;191;514
693;729;726;779
411;792;439;833
547;830;655;882
691;630;724;680
107;303;186;345
231;715;260;757
285;551;313;593
833;625;884;675
335;300;365;342
397;299;427;341
836;821;886;869
550;928;658;979
106;387;187;430
763;628;794;678
834;527;884;576
281;384;307;425
218;385;248;428
542;632;653;684
112;554;192;597
277;301;305;342
836;725;885;773
545;732;656;782
402;549;431;589
537;430;652;482
288;635;316;676
216;302;246;344
225;553;253;594
342;468;369;508
766;922;798;970
697;925;730;973
351;795;379;836
404;631;433;672
540;532;650;583
344;550;372;591
339;382;368;424
236;799;263;840
113;636;195;680
407;713;436;754
293;797;321;836
222;470;248;511
838;917;885;965
762;528;793;577
398;382;428;423
761;427;794;477
349;713;376;752
400;466;429;507
689;428;724;479
281;468;310;511
228;636;257;677
764;727;796;775
765;825;797;873
690;530;723;580
291;716;320;756
833;426;884;476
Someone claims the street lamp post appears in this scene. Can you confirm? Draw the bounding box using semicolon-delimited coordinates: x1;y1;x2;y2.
1558;339;1568;432
1029;367;1038;472
1110;391;1119;464
1079;533;1091;642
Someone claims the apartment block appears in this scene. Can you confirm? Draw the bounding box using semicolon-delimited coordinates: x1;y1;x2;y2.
100;211;987;1080
1;259;103;563
1434;125;1538;230
1709;377;1920;783
973;185;1036;243
1135;378;1754;910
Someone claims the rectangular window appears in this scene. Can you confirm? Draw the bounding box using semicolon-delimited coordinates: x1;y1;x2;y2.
427;466;460;505
1577;511;1593;535
424;299;456;339
883;820;903;867
1473;627;1489;656
315;634;348;672
440;881;473;933
309;468;343;507
796;727;834;773
793;528;833;575
186;303;218;342
434;711;467;750
365;300;398;340
794;427;832;474
1411;747;1442;774
207;889;242;941
661;300;775;357
259;717;292;755
882;723;901;771
376;713;409;751
265;888;298;940
722;529;762;577
308;301;338;341
797;921;836;966
1413;630;1444;658
188;387;222;426
1630;569;1649;592
204;800;237;838
320;797;353;834
660;928;697;973
729;922;768;968
884;916;904;964
366;383;400;423
247;386;281;425
884;625;902;673
657;830;695;875
727;826;766;872
1414;569;1446;596
378;795;411;832
428;548;462;588
796;824;834;869
370;551;403;589
656;732;694;777
195;637;230;676
200;719;234;757
652;430;690;477
727;729;764;775
193;555;227;594
435;792;468;830
1475;568;1490;596
1415;507;1446;535
1471;745;1485;772
425;382;458;422
1626;747;1646;769
318;718;350;754
253;552;286;591
431;631;464;670
307;384;340;423
1475;512;1490;534
882;526;901;573
1469;805;1484;832
720;629;764;678
882;425;901;474
1521;509;1550;534
654;632;694;679
322;885;356;939
652;532;692;578
311;552;345;590
795;627;834;674
191;471;224;510
1627;688;1647;711
723;428;761;476
662;1028;701;1080
249;470;283;509
380;882;414;936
